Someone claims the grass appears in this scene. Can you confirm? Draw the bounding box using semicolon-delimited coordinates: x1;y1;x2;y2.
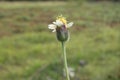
0;1;120;80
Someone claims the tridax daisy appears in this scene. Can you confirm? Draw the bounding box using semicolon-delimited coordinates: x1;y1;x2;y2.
48;15;73;32
48;15;73;42
48;15;73;80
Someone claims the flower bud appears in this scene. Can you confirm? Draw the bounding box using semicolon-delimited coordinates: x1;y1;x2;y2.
56;25;69;42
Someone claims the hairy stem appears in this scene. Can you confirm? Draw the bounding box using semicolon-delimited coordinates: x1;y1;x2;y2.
61;42;70;80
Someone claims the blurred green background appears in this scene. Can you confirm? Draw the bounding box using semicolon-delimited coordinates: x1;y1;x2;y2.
0;0;120;80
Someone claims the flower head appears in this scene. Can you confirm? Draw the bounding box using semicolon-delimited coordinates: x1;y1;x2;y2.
48;15;73;32
48;15;73;42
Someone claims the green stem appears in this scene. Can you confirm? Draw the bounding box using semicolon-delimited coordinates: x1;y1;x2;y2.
61;42;70;80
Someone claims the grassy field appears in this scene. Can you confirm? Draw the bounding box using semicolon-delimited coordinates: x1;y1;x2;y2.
0;1;120;80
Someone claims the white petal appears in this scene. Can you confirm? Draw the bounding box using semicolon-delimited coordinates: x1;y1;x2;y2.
67;22;73;28
52;29;56;32
53;22;56;25
53;20;63;27
48;24;56;29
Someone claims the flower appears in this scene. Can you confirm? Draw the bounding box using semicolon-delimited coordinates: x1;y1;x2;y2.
48;15;73;42
48;15;73;32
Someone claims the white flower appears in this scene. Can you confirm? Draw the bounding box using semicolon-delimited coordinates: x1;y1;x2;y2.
48;15;73;32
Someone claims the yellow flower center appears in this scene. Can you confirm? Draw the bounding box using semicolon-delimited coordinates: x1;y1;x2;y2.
56;15;67;24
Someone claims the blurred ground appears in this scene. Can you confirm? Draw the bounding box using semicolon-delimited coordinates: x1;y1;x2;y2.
0;1;120;80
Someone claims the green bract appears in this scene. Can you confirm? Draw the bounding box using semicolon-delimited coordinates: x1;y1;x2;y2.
56;25;69;42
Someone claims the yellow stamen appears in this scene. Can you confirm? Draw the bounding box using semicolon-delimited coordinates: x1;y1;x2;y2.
56;15;67;24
